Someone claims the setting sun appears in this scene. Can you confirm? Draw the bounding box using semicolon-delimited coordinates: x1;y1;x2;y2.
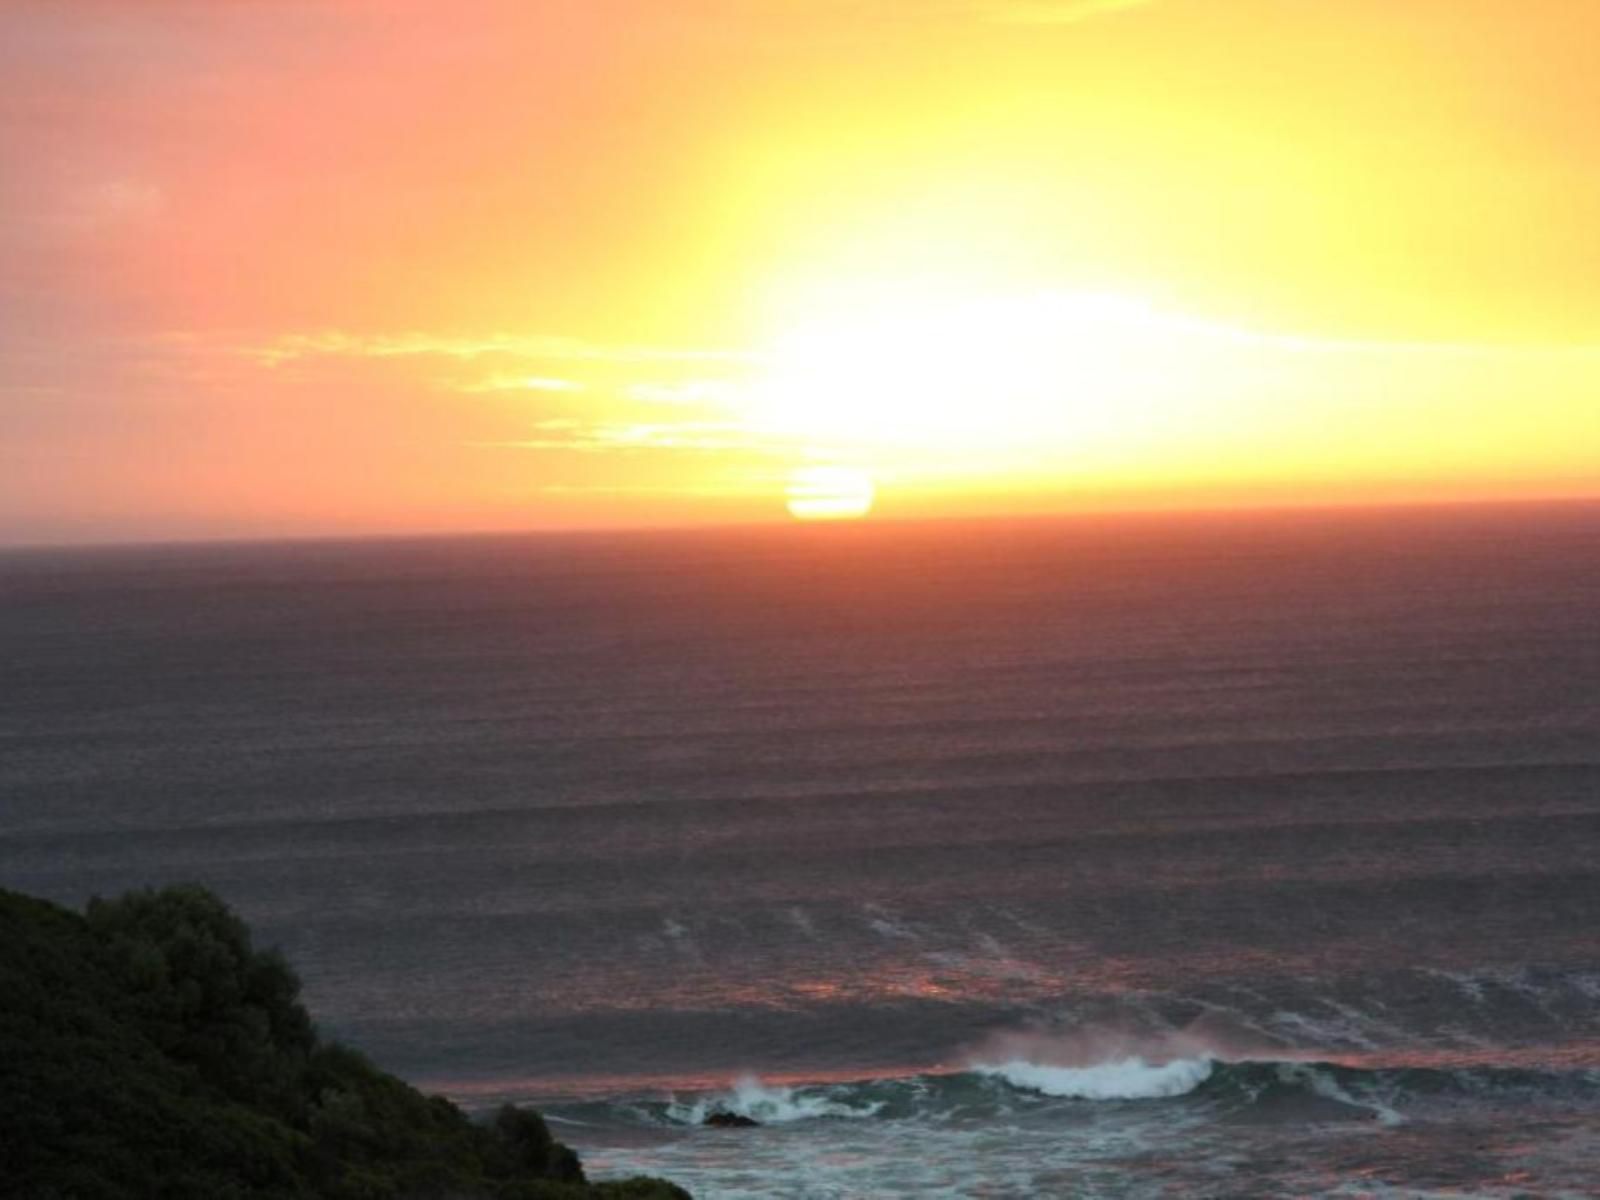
752;287;1167;452
784;465;876;521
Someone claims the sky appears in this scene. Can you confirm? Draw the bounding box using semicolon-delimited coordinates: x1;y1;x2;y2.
3;0;1599;544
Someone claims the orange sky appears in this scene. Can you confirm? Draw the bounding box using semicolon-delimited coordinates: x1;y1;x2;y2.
3;0;1598;543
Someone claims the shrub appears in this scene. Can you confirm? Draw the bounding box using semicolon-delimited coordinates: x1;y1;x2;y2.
0;886;688;1200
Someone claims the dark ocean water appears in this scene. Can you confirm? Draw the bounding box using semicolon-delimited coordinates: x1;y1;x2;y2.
4;503;1600;1197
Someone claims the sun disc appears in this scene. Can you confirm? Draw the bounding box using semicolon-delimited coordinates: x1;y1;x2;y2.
751;286;1166;453
785;466;876;521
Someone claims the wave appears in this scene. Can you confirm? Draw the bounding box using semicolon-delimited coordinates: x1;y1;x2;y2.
972;1055;1214;1100
556;1056;1600;1131
665;1075;888;1125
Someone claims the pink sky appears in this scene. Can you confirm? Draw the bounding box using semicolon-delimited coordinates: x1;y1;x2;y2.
4;1;1599;543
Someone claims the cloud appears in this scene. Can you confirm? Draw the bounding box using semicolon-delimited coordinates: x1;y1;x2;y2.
624;380;745;407
756;0;1158;29
222;327;792;463
475;417;786;456
461;381;827;461
966;0;1157;25
245;330;751;368
535;482;758;498
456;374;587;395
54;179;166;230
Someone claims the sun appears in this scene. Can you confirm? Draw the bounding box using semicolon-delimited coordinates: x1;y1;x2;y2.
785;465;876;521
749;285;1171;454
734;280;1290;511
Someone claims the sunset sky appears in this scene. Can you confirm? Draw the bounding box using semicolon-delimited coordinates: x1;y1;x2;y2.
4;0;1599;543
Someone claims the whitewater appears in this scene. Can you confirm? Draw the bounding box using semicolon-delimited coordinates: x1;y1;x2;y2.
4;503;1600;1195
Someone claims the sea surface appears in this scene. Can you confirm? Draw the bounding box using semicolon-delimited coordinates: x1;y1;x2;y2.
4;503;1600;1197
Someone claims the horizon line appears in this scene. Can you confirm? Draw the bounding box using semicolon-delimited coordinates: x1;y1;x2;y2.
4;490;1600;557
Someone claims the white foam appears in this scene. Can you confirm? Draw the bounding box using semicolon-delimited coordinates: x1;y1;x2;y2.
1426;968;1490;1006
1276;1063;1405;1126
975;1055;1214;1100
1572;972;1600;1002
784;906;818;938
1267;1008;1380;1051
973;932;1008;958
669;1075;886;1126
862;904;919;941
1318;997;1413;1044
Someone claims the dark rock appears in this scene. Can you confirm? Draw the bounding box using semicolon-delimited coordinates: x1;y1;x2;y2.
703;1111;761;1128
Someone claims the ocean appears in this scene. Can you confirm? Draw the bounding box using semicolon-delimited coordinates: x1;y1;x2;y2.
3;502;1599;1198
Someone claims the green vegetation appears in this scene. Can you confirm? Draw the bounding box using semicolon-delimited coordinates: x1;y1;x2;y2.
0;885;689;1200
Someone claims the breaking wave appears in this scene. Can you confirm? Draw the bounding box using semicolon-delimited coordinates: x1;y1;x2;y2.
558;1057;1600;1131
665;1075;887;1125
972;1055;1214;1099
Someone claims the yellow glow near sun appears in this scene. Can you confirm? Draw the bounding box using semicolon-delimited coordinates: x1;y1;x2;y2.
785;465;876;521
735;274;1600;516
749;284;1193;455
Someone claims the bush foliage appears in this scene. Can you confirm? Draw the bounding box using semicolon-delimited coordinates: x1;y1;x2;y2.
0;885;689;1200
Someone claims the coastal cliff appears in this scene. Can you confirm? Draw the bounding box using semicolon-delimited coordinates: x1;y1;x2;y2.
0;884;688;1200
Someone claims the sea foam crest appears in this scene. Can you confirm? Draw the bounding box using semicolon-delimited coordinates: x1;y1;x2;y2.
1275;1062;1404;1126
669;1075;886;1125
975;1055;1214;1100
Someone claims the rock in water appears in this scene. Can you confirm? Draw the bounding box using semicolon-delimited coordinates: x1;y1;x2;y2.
703;1111;761;1128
